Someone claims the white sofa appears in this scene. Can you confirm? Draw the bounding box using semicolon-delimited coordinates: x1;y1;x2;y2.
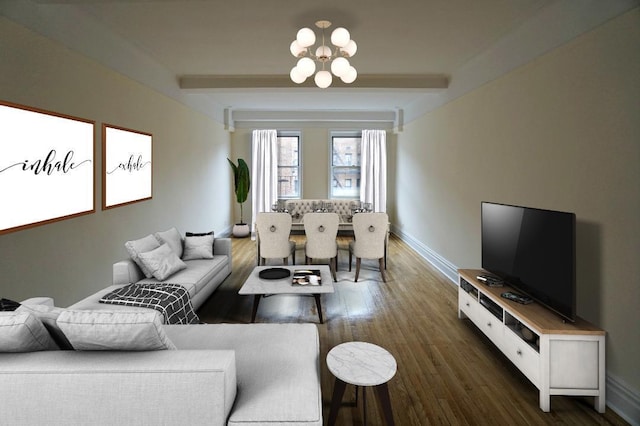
0;314;322;426
70;232;232;313
0;230;323;425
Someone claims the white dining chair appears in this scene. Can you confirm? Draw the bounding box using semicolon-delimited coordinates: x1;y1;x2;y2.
255;212;296;265
303;212;339;281
349;212;389;282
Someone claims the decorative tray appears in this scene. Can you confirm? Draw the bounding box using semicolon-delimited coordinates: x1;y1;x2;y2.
258;267;291;280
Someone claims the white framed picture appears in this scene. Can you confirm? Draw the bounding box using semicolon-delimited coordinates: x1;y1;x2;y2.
102;124;153;210
0;100;95;235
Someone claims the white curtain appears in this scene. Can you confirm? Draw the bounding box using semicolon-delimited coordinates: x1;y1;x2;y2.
251;129;278;233
360;129;387;212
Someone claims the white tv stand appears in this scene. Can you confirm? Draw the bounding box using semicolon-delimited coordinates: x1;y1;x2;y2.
458;269;606;412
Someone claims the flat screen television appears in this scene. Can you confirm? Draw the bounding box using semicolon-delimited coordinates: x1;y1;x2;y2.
481;202;576;322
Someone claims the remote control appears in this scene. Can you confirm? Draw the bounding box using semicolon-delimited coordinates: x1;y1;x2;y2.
501;291;533;305
476;275;504;287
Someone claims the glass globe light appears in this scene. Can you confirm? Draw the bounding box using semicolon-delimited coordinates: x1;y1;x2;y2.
331;57;350;77
331;27;350;48
290;40;305;57
314;70;332;88
296;27;316;48
297;57;316;77
315;45;332;60
340;66;357;84
341;40;358;57
290;66;306;84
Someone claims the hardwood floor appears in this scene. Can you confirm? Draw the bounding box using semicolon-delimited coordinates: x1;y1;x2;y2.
197;234;628;426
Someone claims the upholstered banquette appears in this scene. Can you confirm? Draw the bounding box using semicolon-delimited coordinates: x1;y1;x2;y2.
284;199;359;217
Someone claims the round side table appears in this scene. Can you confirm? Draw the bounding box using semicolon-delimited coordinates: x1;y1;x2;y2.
326;341;397;425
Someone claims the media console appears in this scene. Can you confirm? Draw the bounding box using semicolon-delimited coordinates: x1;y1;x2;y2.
458;269;606;413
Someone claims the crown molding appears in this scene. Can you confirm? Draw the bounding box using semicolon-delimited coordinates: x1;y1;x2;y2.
179;74;449;90
224;108;402;132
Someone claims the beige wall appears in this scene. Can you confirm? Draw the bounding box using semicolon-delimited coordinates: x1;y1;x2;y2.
0;18;232;306
395;9;639;394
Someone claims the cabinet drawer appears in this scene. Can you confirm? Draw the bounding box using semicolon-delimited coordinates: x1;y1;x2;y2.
503;328;540;386
459;289;478;318
475;304;503;344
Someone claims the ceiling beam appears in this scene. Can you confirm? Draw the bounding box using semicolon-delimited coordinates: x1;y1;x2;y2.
179;74;449;90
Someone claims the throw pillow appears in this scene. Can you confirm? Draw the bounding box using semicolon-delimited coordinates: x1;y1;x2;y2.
185;231;214;237
17;304;74;350
182;233;214;260
0;312;59;352
154;227;183;259
137;243;187;281
125;234;161;278
0;298;21;311
57;310;177;351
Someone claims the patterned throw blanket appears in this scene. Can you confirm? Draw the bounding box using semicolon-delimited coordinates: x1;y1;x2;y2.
100;283;199;324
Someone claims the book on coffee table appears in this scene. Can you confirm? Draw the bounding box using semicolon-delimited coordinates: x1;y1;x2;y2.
292;269;322;286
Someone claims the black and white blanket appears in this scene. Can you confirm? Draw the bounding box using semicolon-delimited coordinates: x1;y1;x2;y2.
99;283;199;325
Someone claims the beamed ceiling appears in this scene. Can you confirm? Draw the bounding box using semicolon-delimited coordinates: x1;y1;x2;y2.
2;0;636;128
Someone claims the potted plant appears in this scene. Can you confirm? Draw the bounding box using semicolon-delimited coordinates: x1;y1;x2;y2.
227;158;251;237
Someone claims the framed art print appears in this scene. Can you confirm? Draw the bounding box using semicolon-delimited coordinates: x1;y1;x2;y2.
0;100;95;235
102;124;152;209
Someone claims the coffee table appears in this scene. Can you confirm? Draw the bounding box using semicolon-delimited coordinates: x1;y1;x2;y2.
239;265;334;323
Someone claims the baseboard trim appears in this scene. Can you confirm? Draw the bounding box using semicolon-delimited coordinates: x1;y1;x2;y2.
390;225;458;284
219;225;233;238
392;226;640;425
607;374;640;425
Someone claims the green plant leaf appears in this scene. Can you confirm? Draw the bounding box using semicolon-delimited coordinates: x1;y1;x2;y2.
228;157;251;223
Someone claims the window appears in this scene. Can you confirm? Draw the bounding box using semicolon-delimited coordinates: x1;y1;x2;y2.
330;132;361;198
277;132;300;198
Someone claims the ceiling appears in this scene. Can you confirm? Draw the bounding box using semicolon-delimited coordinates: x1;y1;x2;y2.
2;0;636;127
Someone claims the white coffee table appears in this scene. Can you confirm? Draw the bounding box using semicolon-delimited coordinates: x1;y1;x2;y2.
326;341;397;425
239;265;334;323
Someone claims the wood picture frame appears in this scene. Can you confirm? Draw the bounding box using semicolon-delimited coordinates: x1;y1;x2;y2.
0;100;95;235
102;124;153;210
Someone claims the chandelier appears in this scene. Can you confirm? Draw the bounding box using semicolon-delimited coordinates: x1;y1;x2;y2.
289;20;358;89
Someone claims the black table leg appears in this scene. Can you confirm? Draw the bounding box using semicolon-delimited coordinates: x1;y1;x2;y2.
374;383;395;425
251;295;261;323
313;294;324;323
327;378;347;426
363;386;368;425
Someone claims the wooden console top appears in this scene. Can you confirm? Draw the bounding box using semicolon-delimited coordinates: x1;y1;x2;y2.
458;269;605;336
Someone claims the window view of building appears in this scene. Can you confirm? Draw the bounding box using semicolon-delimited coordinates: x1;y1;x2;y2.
331;133;361;198
277;133;300;198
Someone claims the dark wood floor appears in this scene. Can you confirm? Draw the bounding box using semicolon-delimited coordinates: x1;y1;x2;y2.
197;234;628;426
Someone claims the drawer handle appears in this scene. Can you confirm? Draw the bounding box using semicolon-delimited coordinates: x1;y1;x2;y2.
487;322;492;327
517;349;522;356
465;302;470;307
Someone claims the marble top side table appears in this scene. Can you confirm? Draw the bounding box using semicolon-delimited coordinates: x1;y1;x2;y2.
326;341;397;425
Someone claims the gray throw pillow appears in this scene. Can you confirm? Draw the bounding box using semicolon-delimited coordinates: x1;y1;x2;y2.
17;304;74;350
154;227;183;259
57;310;177;351
0;312;59;352
137;243;187;281
125;234;161;278
182;234;214;260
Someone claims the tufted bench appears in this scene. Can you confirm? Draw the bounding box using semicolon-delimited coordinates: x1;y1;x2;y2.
284;199;359;218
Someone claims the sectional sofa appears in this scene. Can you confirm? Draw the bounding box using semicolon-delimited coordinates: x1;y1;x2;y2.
0;303;322;425
0;227;323;425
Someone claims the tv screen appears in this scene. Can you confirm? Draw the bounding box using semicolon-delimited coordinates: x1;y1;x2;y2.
481;202;576;322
